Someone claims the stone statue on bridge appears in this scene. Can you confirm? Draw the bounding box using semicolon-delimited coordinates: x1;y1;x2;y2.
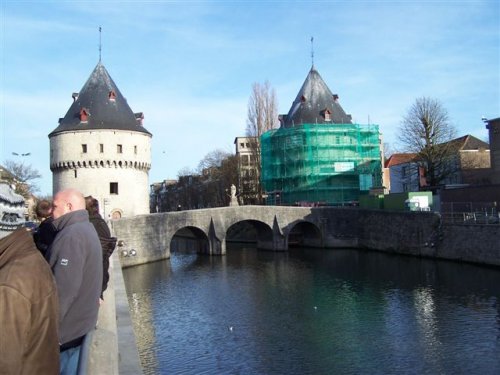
229;184;239;207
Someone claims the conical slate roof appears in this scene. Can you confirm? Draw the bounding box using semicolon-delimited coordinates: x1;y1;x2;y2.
283;66;352;127
50;62;151;136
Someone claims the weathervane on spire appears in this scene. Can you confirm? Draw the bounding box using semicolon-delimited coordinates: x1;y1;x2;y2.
99;26;102;62
310;36;314;68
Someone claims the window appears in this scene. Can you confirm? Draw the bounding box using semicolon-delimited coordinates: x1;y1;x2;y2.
82;144;87;153
241;155;249;166
79;108;89;122
134;145;137;154
322;109;332;122
74;170;77;178
117;144;123;153
100;144;104;153
110;182;119;195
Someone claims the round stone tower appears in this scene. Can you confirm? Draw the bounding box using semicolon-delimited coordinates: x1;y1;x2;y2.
49;62;152;218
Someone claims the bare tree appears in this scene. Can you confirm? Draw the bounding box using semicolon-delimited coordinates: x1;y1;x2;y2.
197;149;232;173
159;150;239;211
397;97;458;188
245;81;278;204
2;160;41;198
198;149;237;206
177;166;195;178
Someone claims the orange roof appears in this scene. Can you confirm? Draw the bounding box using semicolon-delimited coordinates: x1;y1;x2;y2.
385;153;418;168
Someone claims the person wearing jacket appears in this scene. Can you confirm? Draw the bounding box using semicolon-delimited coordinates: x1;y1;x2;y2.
46;188;102;375
84;196;117;300
0;228;60;374
33;199;58;257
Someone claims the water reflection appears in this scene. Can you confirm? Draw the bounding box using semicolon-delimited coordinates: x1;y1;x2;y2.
123;245;500;374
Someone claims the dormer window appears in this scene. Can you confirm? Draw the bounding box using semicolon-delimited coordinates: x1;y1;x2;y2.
80;108;89;123
321;108;332;122
333;94;339;102
109;90;116;101
301;95;307;103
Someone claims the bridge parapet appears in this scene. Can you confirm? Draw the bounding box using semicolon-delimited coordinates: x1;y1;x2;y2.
111;206;443;268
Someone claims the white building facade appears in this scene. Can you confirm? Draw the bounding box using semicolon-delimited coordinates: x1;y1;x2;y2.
49;62;152;218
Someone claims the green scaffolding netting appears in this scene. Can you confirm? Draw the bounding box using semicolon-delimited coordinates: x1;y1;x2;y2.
261;123;382;205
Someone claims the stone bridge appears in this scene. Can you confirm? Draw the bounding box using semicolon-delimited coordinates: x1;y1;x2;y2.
111;206;442;267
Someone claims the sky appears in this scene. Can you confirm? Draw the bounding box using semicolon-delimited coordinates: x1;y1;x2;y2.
1;0;499;196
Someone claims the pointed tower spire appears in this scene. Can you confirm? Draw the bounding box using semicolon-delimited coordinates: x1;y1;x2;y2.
99;26;102;62
283;68;352;127
50;62;150;136
310;36;314;68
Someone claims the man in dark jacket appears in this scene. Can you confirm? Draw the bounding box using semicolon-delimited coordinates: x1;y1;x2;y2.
0;228;60;374
47;188;102;375
85;196;116;300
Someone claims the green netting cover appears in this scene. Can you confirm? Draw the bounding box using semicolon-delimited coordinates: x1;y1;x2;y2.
261;123;382;205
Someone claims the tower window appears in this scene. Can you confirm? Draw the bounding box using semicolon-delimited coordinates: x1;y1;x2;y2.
110;182;119;195
100;144;104;153
82;144;87;153
74;170;77;178
117;144;123;153
79;107;89;122
134;145;137;154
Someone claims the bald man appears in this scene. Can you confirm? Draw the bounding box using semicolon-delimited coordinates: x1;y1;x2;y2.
47;188;102;375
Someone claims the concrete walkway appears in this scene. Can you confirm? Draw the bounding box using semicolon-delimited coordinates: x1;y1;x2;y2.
84;252;143;374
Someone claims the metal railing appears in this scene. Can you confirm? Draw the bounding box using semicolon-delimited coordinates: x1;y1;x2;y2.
440;201;499;225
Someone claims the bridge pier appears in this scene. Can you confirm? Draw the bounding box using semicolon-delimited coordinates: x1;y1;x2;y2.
207;236;225;255
257;220;287;251
207;219;224;255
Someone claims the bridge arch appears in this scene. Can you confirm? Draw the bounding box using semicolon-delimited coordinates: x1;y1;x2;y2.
225;219;274;250
287;220;323;248
170;226;209;254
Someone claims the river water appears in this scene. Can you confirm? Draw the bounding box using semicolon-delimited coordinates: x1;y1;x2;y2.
123;244;500;375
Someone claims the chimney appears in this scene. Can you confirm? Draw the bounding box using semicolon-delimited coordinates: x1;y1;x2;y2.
135;112;144;126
